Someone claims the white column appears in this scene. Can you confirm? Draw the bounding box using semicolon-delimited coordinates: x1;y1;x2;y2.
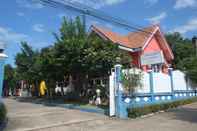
109;72;115;116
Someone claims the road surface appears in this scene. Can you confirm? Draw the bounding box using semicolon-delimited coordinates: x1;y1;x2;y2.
3;98;197;131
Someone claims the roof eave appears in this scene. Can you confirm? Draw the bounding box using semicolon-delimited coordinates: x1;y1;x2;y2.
118;44;141;52
118;45;134;52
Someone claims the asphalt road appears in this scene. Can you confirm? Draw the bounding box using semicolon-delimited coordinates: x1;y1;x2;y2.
3;98;197;131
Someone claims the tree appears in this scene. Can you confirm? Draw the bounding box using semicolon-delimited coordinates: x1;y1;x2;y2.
15;41;41;95
4;64;16;95
13;16;138;99
180;57;197;85
165;32;195;69
121;68;143;96
165;32;197;84
84;32;120;77
4;64;14;82
53;17;121;88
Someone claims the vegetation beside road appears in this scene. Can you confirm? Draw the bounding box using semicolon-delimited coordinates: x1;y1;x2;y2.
128;97;197;118
0;103;7;123
166;33;197;84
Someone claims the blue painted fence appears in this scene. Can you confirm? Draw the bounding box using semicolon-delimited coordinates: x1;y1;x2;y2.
113;65;197;119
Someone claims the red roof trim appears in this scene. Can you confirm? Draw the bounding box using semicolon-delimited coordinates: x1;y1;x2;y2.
142;26;159;50
157;28;174;60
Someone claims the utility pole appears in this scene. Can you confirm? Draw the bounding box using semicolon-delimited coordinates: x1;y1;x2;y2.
192;36;197;57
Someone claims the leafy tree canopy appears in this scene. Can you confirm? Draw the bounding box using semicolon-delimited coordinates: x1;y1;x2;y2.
165;32;197;83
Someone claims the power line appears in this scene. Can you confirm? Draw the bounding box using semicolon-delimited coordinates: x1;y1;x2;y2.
31;0;155;36
29;0;173;57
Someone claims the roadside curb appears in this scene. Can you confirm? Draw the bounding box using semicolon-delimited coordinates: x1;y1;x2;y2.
43;102;109;115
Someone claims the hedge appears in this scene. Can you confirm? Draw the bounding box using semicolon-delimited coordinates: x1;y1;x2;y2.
0;103;7;124
128;97;197;118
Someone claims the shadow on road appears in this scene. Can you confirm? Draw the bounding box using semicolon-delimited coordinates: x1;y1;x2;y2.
11;96;87;108
169;105;197;123
10;97;109;115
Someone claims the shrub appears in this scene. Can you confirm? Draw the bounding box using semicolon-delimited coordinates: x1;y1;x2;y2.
0;103;7;123
128;97;197;118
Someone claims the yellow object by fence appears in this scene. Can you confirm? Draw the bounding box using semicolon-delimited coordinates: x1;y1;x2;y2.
39;81;47;96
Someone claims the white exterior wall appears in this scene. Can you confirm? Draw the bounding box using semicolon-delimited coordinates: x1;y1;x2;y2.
153;72;171;93
173;70;187;90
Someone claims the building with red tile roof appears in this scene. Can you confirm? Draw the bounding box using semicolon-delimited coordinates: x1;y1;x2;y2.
90;25;174;73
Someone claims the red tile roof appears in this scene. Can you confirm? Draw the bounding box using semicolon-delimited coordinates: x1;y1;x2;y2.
91;25;157;49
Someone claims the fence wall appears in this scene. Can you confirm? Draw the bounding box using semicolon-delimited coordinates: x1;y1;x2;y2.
153;72;171;93
173;70;187;90
136;71;150;93
111;66;197;119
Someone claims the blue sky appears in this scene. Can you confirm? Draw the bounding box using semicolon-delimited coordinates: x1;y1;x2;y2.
0;0;197;65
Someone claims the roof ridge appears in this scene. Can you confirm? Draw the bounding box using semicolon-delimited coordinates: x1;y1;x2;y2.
91;25;125;37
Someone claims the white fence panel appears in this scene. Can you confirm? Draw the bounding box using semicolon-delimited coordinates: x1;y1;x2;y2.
173;70;187;90
122;69;150;94
153;72;171;93
120;69;194;94
136;72;150;93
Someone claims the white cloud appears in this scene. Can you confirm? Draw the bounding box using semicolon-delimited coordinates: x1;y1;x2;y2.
0;26;28;44
32;24;45;32
16;12;25;16
16;0;125;10
146;12;167;24
16;0;44;9
174;0;197;9
171;18;197;34
67;0;126;9
103;0;126;5
145;0;158;6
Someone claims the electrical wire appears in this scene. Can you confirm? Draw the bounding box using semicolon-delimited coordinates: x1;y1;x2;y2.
31;0;155;36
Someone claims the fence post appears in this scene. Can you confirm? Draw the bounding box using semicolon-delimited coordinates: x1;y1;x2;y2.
115;64;121;118
168;68;174;99
148;70;154;102
0;48;7;99
109;72;115;117
186;77;189;97
114;64;127;118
